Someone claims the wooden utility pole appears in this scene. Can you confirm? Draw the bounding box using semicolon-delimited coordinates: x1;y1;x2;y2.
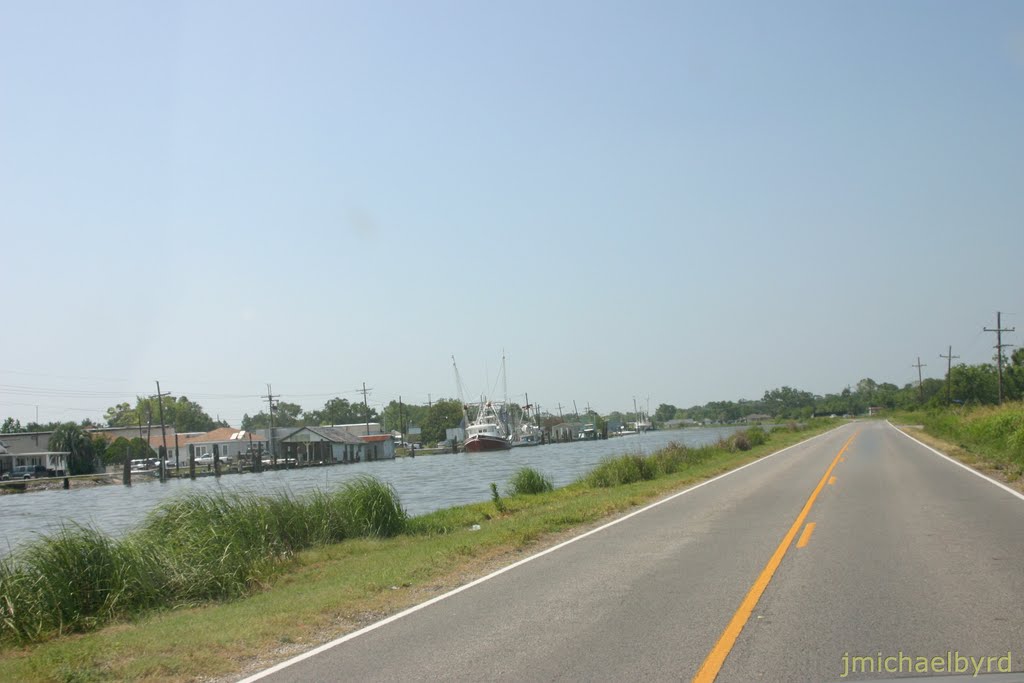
398;395;405;444
360;382;372;435
939;346;960;405
984;312;1016;404
263;384;278;466
912;357;927;403
155;381;168;482
122;439;131;486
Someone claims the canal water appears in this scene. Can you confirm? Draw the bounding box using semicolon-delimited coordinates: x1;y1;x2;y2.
0;427;741;555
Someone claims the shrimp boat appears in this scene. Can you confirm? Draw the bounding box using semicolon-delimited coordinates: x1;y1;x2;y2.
452;355;512;452
511;395;543;447
464;400;512;452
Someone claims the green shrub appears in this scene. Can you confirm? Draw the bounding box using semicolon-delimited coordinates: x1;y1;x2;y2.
507;467;554;496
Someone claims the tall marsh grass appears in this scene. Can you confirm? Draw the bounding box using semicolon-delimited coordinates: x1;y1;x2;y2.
507;467;554;495
0;476;406;643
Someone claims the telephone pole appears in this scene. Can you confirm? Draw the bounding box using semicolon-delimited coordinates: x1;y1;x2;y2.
984;311;1016;404
912;357;927;403
155;381;168;482
398;395;405;444
359;382;372;435
939;346;960;405
263;384;278;465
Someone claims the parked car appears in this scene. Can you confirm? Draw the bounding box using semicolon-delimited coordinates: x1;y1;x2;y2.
6;465;48;480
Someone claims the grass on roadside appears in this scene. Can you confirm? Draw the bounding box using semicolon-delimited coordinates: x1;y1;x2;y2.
915;402;1024;477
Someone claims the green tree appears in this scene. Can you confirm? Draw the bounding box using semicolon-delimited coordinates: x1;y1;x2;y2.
304;397;378;426
1;417;24;433
420;399;464;444
949;363;999;405
653;403;677;424
104;436;153;466
104;396;225;432
241;401;304;430
49;422;98;475
379;400;430;435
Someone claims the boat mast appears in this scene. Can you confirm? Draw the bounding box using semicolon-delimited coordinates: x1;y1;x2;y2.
452;355;468;426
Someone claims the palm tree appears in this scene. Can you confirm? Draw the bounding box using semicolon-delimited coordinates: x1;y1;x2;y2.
49;423;97;475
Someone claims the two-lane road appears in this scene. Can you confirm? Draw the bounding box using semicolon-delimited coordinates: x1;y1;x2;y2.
244;422;1024;682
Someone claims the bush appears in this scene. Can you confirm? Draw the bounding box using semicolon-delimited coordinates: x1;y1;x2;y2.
507;467;554;495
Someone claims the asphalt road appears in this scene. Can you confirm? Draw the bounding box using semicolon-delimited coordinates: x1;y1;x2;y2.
243;422;1024;682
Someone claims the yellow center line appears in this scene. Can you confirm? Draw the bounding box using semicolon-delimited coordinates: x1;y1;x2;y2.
692;431;858;683
795;522;816;548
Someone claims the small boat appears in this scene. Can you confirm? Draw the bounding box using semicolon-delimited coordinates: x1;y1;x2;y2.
511;396;543;447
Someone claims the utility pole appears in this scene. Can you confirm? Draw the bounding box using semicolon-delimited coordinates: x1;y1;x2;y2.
155;381;168;483
939;346;960;405
557;403;564;421
428;393;432;409
912;357;927;403
572;400;579;418
263;384;278;466
360;382;372;435
984;312;1016;404
399;395;405;444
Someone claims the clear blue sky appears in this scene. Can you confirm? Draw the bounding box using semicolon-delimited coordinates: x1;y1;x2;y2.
2;1;1022;426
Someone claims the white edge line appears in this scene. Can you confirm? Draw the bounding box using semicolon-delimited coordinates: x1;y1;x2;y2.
888;421;1024;503
238;424;850;682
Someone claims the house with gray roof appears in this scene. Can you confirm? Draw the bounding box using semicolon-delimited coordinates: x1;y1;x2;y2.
278;426;367;465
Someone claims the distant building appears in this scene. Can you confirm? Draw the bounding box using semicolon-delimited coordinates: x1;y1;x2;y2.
149;428;266;465
358;434;396;460
0;438;67;476
278;426;366;464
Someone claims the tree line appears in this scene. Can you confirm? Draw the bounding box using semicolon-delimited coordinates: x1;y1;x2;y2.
652;351;1024;424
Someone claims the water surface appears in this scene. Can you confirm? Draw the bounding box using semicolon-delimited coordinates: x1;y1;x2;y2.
0;427;741;554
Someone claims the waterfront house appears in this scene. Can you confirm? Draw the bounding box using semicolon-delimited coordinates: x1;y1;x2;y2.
358;433;396;460
147;428;266;466
278;426;366;464
0;438;68;476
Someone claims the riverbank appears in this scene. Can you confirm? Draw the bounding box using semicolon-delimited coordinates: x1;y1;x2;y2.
0;420;837;682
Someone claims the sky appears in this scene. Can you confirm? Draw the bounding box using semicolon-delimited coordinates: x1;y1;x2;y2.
1;1;1022;427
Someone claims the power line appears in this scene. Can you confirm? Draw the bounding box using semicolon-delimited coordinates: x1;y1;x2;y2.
984;311;1016;404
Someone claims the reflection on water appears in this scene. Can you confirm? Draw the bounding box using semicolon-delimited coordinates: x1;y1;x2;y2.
0;427;741;555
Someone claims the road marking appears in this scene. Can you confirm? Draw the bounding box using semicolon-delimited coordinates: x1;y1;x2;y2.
237;426;854;683
828;476;836;486
889;422;1024;503
692;432;857;683
796;522;816;548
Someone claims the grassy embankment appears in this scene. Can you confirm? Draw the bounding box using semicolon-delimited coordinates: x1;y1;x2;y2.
0;420;835;682
900;402;1024;480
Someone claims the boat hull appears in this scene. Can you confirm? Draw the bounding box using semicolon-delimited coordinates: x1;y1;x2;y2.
464;434;511;452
